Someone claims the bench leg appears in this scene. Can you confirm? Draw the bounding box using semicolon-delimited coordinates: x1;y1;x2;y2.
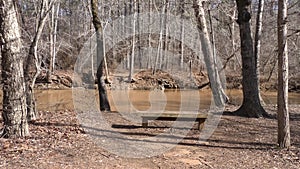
198;118;206;130
142;118;148;127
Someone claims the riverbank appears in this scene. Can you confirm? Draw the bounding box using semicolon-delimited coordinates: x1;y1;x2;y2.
35;69;300;93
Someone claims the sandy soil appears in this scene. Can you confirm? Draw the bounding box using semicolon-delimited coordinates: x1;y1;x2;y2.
1;104;299;169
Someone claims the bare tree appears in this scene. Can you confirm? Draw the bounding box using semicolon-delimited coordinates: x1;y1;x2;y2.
153;0;166;74
128;0;137;81
193;0;228;108
180;0;185;70
91;0;111;111
0;0;29;137
254;0;264;73
24;0;55;121
47;1;60;82
234;0;268;117
254;0;266;105
277;0;290;148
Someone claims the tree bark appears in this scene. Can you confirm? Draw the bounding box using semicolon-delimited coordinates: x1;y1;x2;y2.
24;0;54;122
234;0;268;118
100;0;109;82
47;1;60;82
153;0;166;75
254;0;266;106
147;0;152;69
277;0;290;148
0;0;29;138
179;0;185;70
129;0;137;81
91;0;111;111
193;0;228;108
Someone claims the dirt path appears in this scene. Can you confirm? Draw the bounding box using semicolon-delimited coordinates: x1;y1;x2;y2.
1;105;300;168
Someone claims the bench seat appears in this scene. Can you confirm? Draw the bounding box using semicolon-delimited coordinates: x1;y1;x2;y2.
134;111;207;130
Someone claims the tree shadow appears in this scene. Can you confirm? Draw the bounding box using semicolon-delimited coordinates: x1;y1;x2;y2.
31;121;299;150
111;124;200;130
290;113;300;121
83;124;279;151
31;121;80;128
222;110;277;119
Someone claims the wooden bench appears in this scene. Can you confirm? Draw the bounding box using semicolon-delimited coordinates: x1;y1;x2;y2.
135;111;207;130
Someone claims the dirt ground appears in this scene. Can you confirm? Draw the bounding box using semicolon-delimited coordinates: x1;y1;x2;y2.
0;104;299;169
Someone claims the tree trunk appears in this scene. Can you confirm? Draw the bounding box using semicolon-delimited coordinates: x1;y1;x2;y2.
277;0;290;148
100;0;110;82
230;6;240;71
24;0;53;122
234;0;268;118
47;1;60;82
254;0;266;106
147;0;152;69
179;0;185;70
129;0;137;81
163;0;169;69
153;0;166;75
193;0;228;108
91;0;111;111
0;0;29;138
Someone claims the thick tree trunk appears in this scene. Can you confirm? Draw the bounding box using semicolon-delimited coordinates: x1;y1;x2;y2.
96;47;111;111
277;0;290;148
91;0;111;111
193;0;228;108
234;0;268;117
24;45;38;122
0;0;29;138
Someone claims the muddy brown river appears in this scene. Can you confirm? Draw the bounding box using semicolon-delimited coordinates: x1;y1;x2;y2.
32;89;300;111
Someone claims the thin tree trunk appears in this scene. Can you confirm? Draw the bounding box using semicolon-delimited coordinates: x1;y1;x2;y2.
153;1;165;75
277;0;290;148
163;0;169;69
102;27;110;82
0;0;29;138
101;0;110;82
193;0;228;108
91;0;111;111
137;0;142;69
25;0;55;122
48;4;54;82
153;25;163;75
47;1;60;82
208;6;228;101
230;8;238;71
254;0;266;105
180;0;185;70
52;2;59;73
208;9;215;65
147;0;152;69
129;0;137;81
234;0;268;117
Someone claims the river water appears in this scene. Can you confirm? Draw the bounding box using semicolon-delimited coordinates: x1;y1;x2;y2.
34;89;300;112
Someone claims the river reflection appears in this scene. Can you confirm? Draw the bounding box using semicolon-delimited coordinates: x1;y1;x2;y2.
31;89;300;112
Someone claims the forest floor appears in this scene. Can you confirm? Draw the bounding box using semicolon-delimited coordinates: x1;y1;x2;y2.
1;104;300;169
1;69;299;168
